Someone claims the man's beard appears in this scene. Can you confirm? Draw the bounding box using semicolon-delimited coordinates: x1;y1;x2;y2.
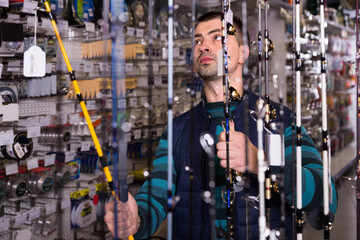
196;53;234;81
196;53;219;81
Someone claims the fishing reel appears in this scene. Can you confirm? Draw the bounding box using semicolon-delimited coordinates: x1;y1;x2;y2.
228;86;242;102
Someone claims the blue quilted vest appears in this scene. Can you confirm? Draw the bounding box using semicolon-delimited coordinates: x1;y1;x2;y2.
171;91;292;239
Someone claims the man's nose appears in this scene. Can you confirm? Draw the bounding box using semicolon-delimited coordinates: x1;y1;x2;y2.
199;40;211;53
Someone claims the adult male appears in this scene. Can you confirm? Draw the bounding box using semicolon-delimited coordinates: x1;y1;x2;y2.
104;12;337;239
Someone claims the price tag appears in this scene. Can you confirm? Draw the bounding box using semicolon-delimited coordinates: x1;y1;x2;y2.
136;28;144;38
154;76;162;86
44;154;56;166
69;114;80;124
152;64;159;73
14;214;28;227
7;13;19;19
84;63;94;72
80;141;91;151
87;100;96;110
39;116;51;126
0;0;9;7
28;208;41;221
124;133;131;143
61;198;71;210
126;27;135;36
26;157;39;170
125;63;133;73
152;95;159;104
85;22;95;32
57;20;69;30
143;130;149;139
45;203;57;215
46;63;53;74
14;142;25;159
41;18;52;29
65;152;75;162
152;29;158;38
5;163;18;175
139;97;148;106
129;98;138;107
72;61;81;71
160;33;167;41
0;219;10;233
27;125;41;138
0;130;14;146
27;16;35;27
162;48;168;59
118;99;126;109
134;129;141;140
99;63;108;72
89;185;96;197
173;48;180;58
22;1;37;14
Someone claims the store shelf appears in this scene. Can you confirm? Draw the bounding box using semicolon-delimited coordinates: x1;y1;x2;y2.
331;144;356;181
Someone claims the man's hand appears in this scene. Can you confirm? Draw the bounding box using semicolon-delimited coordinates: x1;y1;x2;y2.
104;193;140;238
217;121;258;174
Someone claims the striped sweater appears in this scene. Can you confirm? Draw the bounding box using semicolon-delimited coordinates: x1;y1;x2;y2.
134;98;337;239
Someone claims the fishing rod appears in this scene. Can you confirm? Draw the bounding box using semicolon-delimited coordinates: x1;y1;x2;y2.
109;0;128;239
263;0;272;232
258;0;262;97
319;1;332;239
257;99;267;240
200;132;216;240
189;0;196;238
241;1;251;239
221;0;235;238
167;0;174;239
291;0;297;238
278;76;286;238
295;0;303;239
43;2;134;240
147;0;154;237
356;0;360;239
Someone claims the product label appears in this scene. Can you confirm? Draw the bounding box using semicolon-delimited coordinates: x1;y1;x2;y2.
60;171;71;186
26;157;39;170
0;0;9;7
0;219;10;232
85;22;95;32
13;142;25;159
126;27;135;36
16;182;27;197
61;198;71;210
28;208;41;221
0;130;14;146
42;177;54;192
136;28;144;38
14;214;28;228
27;125;41;138
86;100;96;111
45;203;57;215
44;154;56;167
5;163;18;175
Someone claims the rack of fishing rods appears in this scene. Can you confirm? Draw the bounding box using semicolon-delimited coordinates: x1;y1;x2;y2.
197;0;334;239
46;0;337;238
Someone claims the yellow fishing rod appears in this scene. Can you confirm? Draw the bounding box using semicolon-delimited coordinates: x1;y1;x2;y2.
43;2;134;239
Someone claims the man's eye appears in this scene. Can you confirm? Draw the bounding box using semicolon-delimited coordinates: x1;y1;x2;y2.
214;36;222;41
194;39;201;45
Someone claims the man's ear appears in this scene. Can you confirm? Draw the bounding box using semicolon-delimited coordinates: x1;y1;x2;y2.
239;45;249;64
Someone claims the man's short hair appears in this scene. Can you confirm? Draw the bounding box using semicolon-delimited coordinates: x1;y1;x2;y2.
196;11;250;47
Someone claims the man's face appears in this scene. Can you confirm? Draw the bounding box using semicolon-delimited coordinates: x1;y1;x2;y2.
193;18;241;80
